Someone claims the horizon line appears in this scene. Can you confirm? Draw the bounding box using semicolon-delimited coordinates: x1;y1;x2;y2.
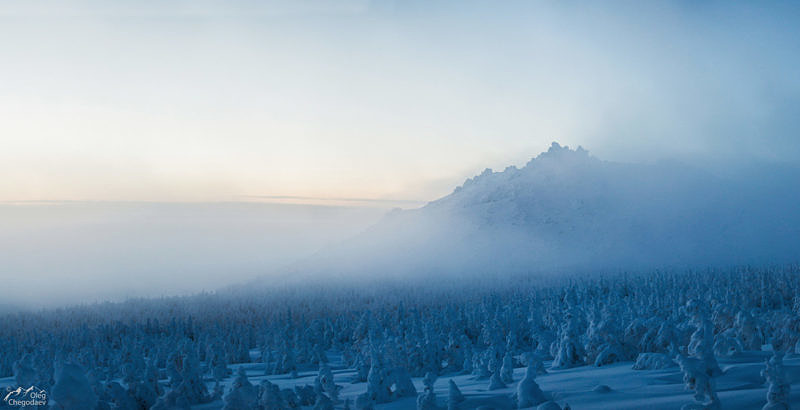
0;196;430;206
240;195;428;205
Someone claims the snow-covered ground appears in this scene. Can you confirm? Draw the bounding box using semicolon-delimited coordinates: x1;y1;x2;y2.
3;350;798;409
181;349;800;409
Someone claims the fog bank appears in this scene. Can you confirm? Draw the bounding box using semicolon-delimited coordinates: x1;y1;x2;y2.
0;201;384;308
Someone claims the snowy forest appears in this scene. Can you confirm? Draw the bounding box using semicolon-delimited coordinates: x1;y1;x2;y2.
2;266;799;409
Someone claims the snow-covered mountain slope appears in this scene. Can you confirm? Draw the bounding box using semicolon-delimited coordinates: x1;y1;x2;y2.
292;142;800;279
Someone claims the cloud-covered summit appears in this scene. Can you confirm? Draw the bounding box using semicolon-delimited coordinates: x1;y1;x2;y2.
295;142;800;279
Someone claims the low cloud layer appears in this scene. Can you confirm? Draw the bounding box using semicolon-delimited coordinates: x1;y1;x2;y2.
0;202;384;308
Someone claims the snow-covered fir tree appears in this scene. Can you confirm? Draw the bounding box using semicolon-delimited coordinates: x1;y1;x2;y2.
50;363;98;410
676;354;721;410
516;354;548;408
447;379;465;410
222;367;257;410
417;372;438;410
761;351;791;410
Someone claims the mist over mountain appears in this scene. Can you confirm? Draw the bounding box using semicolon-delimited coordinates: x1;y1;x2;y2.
292;143;800;280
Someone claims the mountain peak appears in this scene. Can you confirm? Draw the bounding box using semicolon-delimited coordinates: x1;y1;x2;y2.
527;141;592;165
451;142;597;197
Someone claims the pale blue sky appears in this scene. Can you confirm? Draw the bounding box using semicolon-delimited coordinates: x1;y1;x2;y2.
1;1;799;203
